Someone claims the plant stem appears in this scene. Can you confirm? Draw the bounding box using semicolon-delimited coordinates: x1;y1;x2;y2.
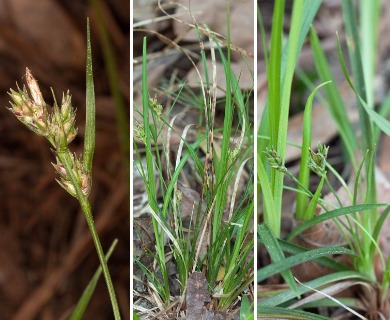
57;150;121;319
82;200;121;319
325;176;343;208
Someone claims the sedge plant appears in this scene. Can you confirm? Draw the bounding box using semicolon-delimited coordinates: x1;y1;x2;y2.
5;20;121;319
258;0;331;307
133;2;254;316
304;1;390;313
259;0;390;318
258;0;322;238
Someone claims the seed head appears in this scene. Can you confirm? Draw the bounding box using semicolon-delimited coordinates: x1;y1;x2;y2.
49;92;77;146
52;153;91;197
176;189;183;203
308;143;329;177
7;69;49;137
149;97;163;119
59;91;77;144
134;122;146;144
26;67;45;108
228;146;239;164
264;147;287;173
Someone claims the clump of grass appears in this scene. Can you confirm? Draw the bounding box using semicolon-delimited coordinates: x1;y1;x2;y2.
5;20;121;320
258;0;322;237
133;2;254;317
259;0;390;318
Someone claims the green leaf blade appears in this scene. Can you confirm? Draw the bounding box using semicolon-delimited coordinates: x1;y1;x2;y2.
83;18;96;175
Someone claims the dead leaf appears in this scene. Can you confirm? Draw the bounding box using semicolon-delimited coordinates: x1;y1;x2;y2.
186;272;211;320
171;0;254;97
172;0;253;54
186;272;240;320
134;0;168;31
186;59;253;98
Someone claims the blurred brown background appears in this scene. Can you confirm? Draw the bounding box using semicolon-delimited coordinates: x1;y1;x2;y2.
0;1;129;319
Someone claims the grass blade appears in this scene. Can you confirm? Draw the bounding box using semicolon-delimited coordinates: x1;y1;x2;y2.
141;36;169;301
301;175;325;222
296;81;330;220
263;237;350;272
239;295;253;320
257;246;355;283
309;26;357;165
287;203;388;241
69;239;118;320
259;223;300;297
90;0;130;178
83;18;96;175
259;270;371;307
258;306;331;319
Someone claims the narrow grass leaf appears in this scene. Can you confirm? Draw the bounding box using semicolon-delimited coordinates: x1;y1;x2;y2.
257;246;355;283
142;37;158;213
258;5;269;70
336;33;390;138
301;175;325;222
361;101;390;136
83;18;96;174
259;223;300;297
259;270;371;307
296;81;331;220
212;13;239;243
360;0;380;110
382;256;390;299
273;0;305;236
371;205;390;253
90;0;129;178
239;295;252;320
295;81;331;220
326;162;353;202
259;1;322;237
287;203;387;241
228;158;251;219
148;205;186;269
298;297;362;309
340;3;380;262
213;197;253;295
163;117;204;175
161;134;206;218
258;158;277;233
293;277;368;320
375;91;390;141
310;26;357;163
267;237;350;271
341;2;373;148
353;150;369;206
133;257;165;297
267;0;284;146
258;306;331;319
141;36;169;301
69;239;118;320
